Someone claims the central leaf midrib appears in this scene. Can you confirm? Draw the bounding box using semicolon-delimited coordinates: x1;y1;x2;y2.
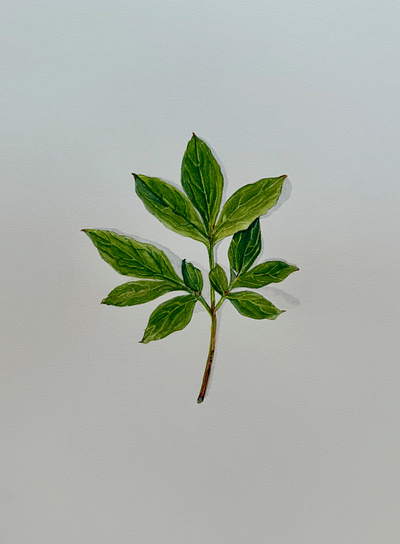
194;137;210;224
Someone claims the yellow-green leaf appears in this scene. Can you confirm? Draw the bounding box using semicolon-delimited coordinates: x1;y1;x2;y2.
209;265;228;295
140;295;197;343
82;229;182;283
134;174;208;244
213;176;286;243
181;134;224;232
234;261;299;288
228;291;284;320
102;280;182;307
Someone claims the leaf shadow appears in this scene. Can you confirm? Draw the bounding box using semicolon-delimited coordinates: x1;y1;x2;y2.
258;285;301;309
264;177;292;219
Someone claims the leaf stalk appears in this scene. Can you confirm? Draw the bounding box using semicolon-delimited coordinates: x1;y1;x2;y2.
197;295;212;316
208;242;216;310
197;309;217;403
196;241;218;403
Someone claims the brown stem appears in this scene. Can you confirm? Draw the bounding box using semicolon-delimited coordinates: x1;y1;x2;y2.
197;312;217;403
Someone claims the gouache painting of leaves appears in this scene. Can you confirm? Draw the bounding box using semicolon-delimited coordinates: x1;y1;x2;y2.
83;134;299;403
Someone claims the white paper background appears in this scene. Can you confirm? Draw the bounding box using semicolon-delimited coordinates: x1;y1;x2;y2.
2;1;400;542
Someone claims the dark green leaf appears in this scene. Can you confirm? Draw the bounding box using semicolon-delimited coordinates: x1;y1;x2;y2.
228;218;261;277
233;261;299;288
182;260;203;293
134;174;208;244
82;229;182;283
140;295;197;343
181;134;224;232
209;265;229;295
228;291;283;320
102;280;181;307
213;176;287;242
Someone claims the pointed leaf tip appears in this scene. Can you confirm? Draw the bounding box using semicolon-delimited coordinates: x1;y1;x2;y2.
134;174;208;244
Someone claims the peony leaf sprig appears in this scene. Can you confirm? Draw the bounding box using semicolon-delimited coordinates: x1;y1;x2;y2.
83;134;298;403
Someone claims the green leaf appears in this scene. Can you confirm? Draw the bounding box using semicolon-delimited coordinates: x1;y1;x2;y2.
233;261;299;288
213;176;287;243
182;260;203;293
102;280;182;307
209;265;229;295
82;229;182;283
228;291;284;320
140;295;197;343
181;134;224;232
134;174;208;244
228;218;261;277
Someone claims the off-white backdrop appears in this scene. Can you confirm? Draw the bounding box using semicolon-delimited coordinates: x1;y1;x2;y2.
2;1;400;542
